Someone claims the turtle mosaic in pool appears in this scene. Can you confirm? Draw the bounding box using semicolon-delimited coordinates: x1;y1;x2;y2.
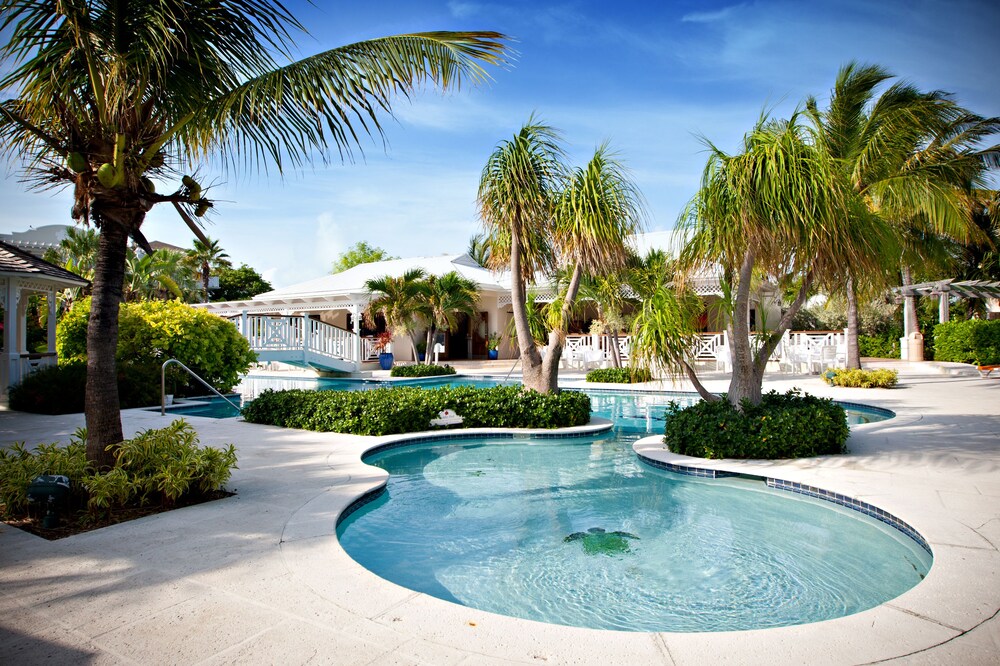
336;432;931;632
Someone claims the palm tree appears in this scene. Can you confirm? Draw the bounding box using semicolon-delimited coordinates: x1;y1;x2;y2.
364;269;428;361
467;233;492;267
187;238;231;303
0;2;508;466
806;62;995;367
419;272;480;364
665;112;892;407
125;248;198;302
478;125;643;393
478;118;564;391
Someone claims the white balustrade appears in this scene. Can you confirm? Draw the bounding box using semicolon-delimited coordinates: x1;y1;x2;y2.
241;316;359;364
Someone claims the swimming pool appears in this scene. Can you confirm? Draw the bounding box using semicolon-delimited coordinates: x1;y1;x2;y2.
336;431;931;632
163;375;895;428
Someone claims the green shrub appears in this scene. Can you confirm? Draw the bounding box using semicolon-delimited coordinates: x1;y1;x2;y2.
933;319;1000;365
823;368;898;389
9;360;161;414
0;421;237;520
0;436;90;515
58;298;256;395
390;364;457;378
242;385;592;435
585;367;653;383
663;390;849;460
858;333;900;359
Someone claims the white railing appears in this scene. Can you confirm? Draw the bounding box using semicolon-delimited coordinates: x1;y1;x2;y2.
242;316;358;363
361;336;380;360
692;332;727;360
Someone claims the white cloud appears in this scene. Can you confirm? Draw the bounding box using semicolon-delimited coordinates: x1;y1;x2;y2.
681;4;746;23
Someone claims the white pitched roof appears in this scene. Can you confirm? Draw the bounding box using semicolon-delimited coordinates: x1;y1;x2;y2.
259;253;506;300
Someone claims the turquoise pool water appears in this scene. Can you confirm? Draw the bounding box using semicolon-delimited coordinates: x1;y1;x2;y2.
336;432;931;632
164;375;895;428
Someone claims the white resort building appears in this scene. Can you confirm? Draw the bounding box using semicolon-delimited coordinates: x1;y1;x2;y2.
199;232;783;374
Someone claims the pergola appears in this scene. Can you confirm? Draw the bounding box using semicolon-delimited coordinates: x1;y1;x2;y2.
0;241;89;398
894;278;1000;327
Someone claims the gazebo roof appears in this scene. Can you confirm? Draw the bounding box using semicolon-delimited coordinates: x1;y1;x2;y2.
0;240;90;287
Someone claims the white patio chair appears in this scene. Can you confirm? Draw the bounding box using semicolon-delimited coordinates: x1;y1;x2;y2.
715;345;732;373
809;345;838;374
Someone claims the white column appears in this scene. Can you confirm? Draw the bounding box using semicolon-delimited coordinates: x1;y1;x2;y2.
240;309;248;338
938;292;950;324
47;289;57;354
350;303;362;365
5;283;20;387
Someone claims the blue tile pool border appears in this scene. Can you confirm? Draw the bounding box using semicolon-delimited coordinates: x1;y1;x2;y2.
766;478;931;555
635;451;931;556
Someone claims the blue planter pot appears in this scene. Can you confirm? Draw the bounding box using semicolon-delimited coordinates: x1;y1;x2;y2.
379;353;394;370
488;349;499;360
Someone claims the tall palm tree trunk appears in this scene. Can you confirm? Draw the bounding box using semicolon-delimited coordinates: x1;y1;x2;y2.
726;252;761;408
510;227;547;391
845;274;861;369
85;221;130;469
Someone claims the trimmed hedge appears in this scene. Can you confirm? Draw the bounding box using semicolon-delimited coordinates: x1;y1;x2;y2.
663;390;848;460
933;319;1000;365
823;368;898;389
9;361;160;414
585;367;653;383
242;385;592;435
390;364;457;378
858;333;900;359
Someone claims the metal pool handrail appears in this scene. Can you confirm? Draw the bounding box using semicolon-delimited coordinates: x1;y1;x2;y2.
161;359;242;416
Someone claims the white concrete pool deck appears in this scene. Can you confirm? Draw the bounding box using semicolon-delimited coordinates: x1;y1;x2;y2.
1;364;998;665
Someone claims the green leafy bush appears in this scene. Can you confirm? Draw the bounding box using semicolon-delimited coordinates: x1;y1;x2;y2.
242;385;592;435
933;319;1000;365
858;333;900;359
58;297;256;396
0;421;237;521
663;390;849;460
390;364;457;378
585;367;653;383
9;360;161;414
823;368;898;388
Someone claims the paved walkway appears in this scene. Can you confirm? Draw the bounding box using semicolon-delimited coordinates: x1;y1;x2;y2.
1;365;998;664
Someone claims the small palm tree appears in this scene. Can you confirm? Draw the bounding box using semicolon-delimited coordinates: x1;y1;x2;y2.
0;2;508;466
125;249;198;302
186;238;231;303
364;269;428;361
478;123;644;393
666;112;892;407
419;272;480;364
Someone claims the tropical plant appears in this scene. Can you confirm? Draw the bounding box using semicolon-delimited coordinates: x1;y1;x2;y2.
331;241;399;274
418;271;480;364
478;123;644;393
58;298;256;394
467;233;493;267
0;1;507;468
186;237;230;303
214;263;273;302
486;331;501;351
124;248;198;302
637;112;893;408
806;62;998;367
364;269;428;360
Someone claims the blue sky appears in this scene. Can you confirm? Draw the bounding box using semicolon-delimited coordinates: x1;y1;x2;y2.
2;0;999;287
